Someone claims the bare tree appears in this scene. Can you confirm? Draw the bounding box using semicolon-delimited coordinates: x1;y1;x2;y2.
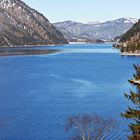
65;114;116;140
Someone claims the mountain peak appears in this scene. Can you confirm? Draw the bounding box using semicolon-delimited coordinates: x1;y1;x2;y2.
123;17;138;23
114;17;138;23
87;21;100;25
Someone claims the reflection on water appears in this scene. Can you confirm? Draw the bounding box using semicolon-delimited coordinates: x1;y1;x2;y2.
0;49;60;57
0;44;119;57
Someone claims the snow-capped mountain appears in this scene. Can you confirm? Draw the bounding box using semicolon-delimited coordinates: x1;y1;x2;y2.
54;18;138;41
122;17;138;23
87;21;100;25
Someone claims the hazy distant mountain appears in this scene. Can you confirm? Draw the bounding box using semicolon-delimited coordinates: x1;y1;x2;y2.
87;21;101;25
54;18;138;41
0;0;67;47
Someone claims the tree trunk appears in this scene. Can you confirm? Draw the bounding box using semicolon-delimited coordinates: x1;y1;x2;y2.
82;134;85;140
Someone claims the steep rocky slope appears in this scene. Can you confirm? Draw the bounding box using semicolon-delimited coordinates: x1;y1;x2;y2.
0;0;68;47
119;19;140;52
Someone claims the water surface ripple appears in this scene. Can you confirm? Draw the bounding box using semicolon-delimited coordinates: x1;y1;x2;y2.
0;44;140;140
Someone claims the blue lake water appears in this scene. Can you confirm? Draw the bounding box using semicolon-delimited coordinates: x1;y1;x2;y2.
0;44;140;140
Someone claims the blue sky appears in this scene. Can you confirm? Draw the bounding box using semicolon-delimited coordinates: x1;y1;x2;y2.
23;0;140;23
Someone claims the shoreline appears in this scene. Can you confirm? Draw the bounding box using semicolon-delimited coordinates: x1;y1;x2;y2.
121;52;140;56
0;43;68;49
0;42;113;49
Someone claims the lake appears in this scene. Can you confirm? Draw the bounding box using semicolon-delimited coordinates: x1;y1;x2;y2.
0;44;140;140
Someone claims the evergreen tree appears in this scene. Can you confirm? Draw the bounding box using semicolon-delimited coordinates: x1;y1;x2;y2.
122;65;140;140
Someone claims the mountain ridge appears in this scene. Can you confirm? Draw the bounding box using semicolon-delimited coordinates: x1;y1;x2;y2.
53;18;138;42
117;19;140;53
0;0;68;47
